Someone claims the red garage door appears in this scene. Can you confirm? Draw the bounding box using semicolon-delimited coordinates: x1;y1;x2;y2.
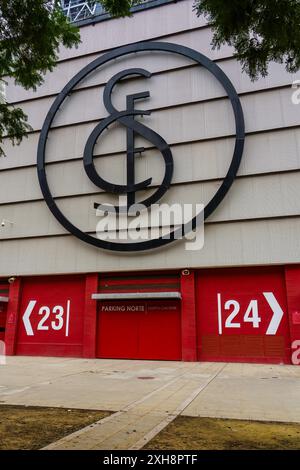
97;300;181;360
16;275;86;357
196;267;291;364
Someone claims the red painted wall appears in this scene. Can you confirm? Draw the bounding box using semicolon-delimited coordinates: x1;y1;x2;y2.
285;266;300;365
180;271;197;361
98;272;180;293
196;267;291;364
0;304;6;342
0;280;9;342
82;273;98;358
16;275;86;357
3;265;299;364
5;278;22;355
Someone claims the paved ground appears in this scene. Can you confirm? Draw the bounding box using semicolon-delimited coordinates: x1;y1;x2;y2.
1;357;300;449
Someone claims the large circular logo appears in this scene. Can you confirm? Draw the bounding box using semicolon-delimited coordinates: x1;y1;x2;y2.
37;41;245;252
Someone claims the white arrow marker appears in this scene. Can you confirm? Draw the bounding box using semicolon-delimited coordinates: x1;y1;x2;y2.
263;292;284;335
22;300;36;336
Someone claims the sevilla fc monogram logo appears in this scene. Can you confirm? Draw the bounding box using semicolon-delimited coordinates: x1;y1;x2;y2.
83;68;173;212
37;42;245;252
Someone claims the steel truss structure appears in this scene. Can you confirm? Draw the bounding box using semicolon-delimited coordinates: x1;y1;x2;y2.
61;1;155;23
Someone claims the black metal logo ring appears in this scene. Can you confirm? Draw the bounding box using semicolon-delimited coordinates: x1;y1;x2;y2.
37;41;245;252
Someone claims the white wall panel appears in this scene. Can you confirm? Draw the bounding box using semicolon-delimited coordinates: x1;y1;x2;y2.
0;217;298;276
6;51;194;103
1;126;300;195
57;1;211;61
13;88;295;168
0;133;40;169
6;49;296;105
0;172;299;240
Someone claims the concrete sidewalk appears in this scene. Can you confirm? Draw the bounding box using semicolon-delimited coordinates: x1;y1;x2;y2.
1;357;300;449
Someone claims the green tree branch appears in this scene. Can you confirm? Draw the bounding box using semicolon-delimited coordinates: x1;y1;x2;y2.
193;0;300;80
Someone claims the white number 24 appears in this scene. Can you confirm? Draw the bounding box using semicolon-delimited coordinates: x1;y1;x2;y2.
225;299;261;329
